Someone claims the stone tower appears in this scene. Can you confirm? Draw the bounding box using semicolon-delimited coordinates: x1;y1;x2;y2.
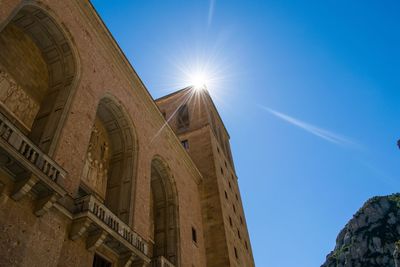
156;86;255;267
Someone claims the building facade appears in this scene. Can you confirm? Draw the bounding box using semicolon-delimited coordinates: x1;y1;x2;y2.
0;1;254;267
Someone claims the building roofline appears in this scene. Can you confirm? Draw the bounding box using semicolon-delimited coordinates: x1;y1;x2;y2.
154;86;192;102
156;86;231;139
203;89;231;139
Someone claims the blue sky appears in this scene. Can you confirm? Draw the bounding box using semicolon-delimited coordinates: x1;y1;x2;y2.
91;1;400;266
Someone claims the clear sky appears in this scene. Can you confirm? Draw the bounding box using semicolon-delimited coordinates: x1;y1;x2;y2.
91;1;400;266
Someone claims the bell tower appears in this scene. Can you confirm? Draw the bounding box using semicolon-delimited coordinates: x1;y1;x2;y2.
156;86;255;267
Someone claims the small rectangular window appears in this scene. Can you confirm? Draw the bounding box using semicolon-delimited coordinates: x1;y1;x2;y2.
229;216;233;227
224;191;228;199
181;139;189;150
192;227;197;243
233;204;236;213
162;111;166;119
234;247;239;259
220;167;224;175
245;240;249;250
237;228;241;239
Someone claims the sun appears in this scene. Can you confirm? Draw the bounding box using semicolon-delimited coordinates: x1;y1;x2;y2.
169;51;229;96
189;71;208;91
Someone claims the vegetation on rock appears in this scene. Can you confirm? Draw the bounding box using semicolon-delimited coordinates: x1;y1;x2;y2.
322;194;400;267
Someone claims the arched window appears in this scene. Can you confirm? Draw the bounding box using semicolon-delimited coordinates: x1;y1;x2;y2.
176;104;189;130
0;5;77;154
81;97;136;224
150;157;179;265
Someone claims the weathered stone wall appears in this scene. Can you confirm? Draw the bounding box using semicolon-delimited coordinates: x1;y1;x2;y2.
0;171;93;267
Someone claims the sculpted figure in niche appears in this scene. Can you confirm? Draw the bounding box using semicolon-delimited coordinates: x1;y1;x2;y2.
82;118;110;200
0;68;39;129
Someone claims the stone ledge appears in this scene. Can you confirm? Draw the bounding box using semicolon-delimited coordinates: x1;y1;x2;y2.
0;111;67;216
70;194;150;264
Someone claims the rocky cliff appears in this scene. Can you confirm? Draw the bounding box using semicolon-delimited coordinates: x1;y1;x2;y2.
322;194;400;267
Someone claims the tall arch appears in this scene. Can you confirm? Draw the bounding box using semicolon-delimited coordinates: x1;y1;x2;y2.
150;156;180;265
81;96;137;225
0;4;78;154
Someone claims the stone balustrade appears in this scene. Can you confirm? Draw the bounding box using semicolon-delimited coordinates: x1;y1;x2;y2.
151;256;175;267
72;194;149;261
0;111;67;216
0;112;66;183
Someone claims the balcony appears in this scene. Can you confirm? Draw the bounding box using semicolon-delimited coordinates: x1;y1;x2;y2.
70;195;150;264
151;256;175;267
0;111;67;216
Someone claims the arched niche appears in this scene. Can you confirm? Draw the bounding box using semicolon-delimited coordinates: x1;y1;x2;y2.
81;97;137;225
0;4;77;153
150;156;180;265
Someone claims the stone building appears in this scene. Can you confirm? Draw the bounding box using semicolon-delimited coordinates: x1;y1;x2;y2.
0;1;255;267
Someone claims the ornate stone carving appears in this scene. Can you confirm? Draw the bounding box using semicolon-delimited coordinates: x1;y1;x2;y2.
0;69;39;129
82;118;110;199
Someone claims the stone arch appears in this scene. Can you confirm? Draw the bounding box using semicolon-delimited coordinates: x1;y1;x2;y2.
0;3;78;154
150;156;180;265
81;96;137;225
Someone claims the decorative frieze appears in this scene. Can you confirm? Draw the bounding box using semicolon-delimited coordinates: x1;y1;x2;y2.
0;68;40;130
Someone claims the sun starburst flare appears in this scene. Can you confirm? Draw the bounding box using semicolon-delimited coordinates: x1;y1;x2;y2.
189;71;209;91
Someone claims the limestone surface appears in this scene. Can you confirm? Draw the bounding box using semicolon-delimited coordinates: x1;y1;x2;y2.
322;194;400;267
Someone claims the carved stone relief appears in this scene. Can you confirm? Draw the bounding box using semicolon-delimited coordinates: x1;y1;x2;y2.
0;24;49;102
0;68;40;129
82;118;110;200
